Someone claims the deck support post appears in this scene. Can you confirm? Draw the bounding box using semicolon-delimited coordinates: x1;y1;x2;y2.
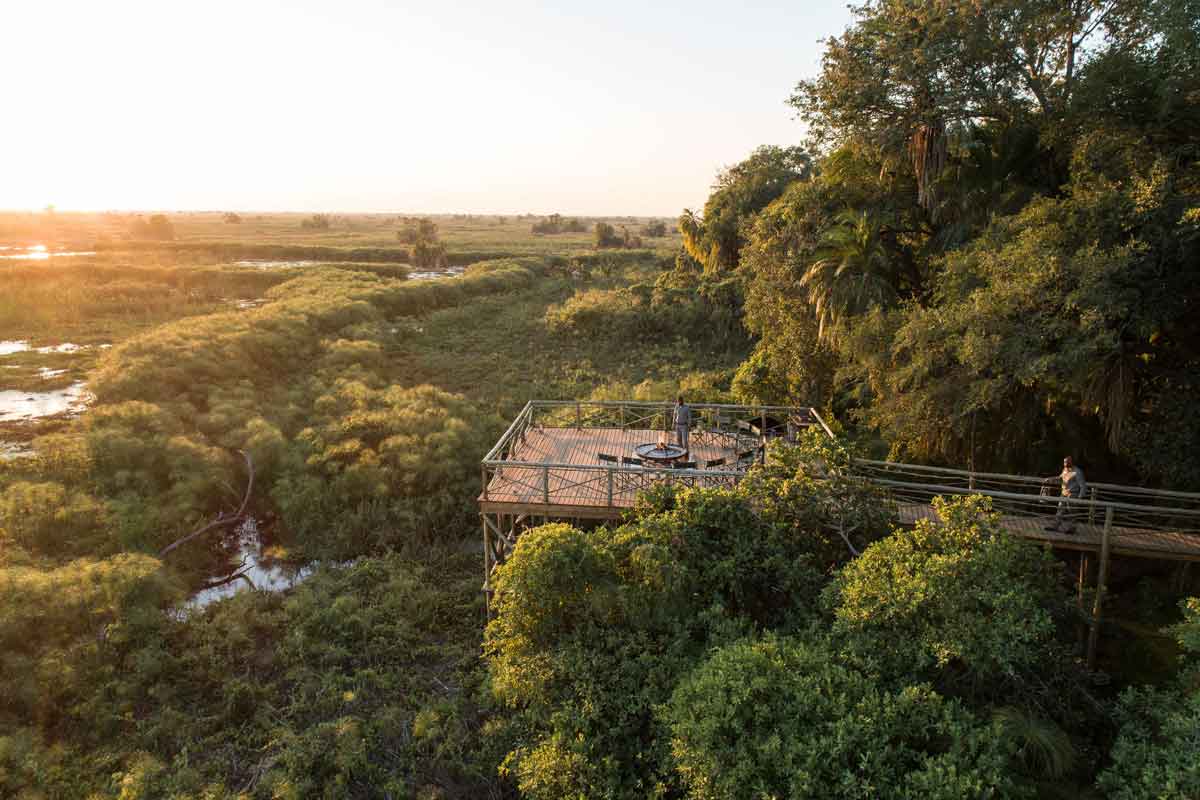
483;515;493;620
1087;507;1114;671
1077;553;1092;655
607;468;614;506
542;466;550;503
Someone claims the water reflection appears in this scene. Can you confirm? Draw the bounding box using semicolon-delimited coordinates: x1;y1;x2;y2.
0;340;102;355
0;382;89;422
184;518;318;611
0;441;33;460
409;266;465;280
235;260;319;269
0;244;96;260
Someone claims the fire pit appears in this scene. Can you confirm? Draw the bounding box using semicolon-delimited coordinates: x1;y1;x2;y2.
634;442;687;464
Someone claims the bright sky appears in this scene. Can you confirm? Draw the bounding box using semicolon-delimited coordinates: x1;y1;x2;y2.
4;1;852;216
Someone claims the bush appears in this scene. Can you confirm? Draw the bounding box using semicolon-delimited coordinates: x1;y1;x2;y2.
642;220;668;237
595;221;643;249
279;383;495;556
300;213;331;230
397;217;439;244
129;214;175;240
666;634;1023;800
737;432;895;570
413;238;448;270
826;495;1068;702
486;489;827;798
0;481;107;557
531;214;587;234
1098;688;1200;800
1098;597;1200;799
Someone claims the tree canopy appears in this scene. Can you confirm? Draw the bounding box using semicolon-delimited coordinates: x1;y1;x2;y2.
726;0;1200;483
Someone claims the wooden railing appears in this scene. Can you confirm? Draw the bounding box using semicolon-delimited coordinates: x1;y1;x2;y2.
480;401;832;511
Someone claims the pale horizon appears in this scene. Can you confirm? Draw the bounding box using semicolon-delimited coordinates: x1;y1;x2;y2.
5;1;853;216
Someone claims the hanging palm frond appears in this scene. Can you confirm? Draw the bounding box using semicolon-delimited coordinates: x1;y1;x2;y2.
678;210;706;265
910;120;947;212
1086;351;1136;450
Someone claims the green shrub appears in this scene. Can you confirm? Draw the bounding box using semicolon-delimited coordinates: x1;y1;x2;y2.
1098;597;1200;799
826;495;1065;696
666;634;1023;800
486;489;828;798
0;481;107;557
737;432;895;570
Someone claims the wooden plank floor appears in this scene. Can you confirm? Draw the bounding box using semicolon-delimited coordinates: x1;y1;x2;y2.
897;503;1200;561
481;426;745;513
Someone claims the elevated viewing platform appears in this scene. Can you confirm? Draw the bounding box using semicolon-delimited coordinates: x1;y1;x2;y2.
479;400;831;519
480;401;1200;660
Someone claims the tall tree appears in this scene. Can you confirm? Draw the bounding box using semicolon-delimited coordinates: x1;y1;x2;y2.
679;145;812;274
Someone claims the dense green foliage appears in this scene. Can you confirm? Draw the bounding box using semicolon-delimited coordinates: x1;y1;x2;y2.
679;145;812;275
485;487;828;799
726;0;1200;482
4;0;1200;795
531;214;587;235
666;636;1021;800
1098;598;1200;799
0;553;490;799
828;496;1065;691
485;472;1119;798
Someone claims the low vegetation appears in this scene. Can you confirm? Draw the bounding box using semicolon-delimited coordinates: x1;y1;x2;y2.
1;0;1198;796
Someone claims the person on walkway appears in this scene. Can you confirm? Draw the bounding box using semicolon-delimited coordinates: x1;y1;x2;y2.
1046;456;1088;533
673;396;692;454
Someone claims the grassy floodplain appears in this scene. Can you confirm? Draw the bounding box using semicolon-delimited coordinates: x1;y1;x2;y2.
0;210;747;798
1;194;1199;799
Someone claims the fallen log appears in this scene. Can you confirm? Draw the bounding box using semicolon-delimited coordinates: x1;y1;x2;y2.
159;450;254;559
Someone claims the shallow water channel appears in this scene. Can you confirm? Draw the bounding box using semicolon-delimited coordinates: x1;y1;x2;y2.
0;341;103;426
0;382;89;423
182;518;350;612
0;244;96;259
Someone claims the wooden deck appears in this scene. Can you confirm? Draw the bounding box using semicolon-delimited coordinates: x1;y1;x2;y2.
480;426;747;518
897;503;1200;562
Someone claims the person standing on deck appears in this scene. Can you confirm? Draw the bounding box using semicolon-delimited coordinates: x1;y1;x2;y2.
1046;456;1088;533
673;396;692;454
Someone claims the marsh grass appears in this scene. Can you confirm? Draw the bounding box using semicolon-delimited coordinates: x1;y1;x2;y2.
0;216;720;798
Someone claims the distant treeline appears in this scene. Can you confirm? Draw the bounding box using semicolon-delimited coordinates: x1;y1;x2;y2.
532;214;588;235
94;241;414;263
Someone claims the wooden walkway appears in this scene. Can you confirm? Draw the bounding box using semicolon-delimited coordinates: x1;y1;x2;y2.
480;426;745;518
479;403;1200;663
479;422;1200;561
898;503;1200;562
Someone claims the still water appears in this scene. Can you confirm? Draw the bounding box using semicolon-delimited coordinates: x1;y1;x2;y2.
0;244;96;260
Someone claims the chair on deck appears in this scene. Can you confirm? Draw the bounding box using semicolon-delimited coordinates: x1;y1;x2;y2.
597;453;619;463
736;449;760;469
704;457;726;469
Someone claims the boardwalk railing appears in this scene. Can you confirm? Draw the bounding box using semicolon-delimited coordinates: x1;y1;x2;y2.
481;401;832;511
851;458;1200;669
852;458;1200;547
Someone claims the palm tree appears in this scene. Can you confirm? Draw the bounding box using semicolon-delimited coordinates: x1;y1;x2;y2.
800;210;899;346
